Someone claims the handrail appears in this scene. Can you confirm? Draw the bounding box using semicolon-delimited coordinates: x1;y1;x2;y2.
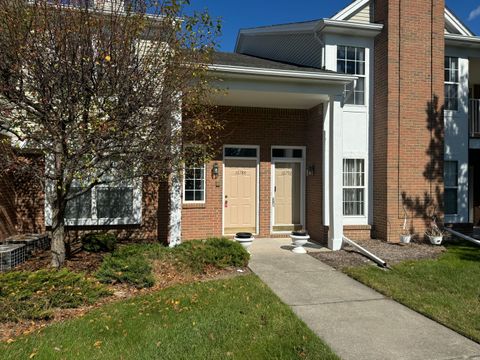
469;99;480;137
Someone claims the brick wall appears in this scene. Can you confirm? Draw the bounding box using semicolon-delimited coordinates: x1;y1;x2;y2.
182;106;329;242
373;0;445;242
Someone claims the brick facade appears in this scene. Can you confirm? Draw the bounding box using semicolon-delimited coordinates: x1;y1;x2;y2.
373;0;445;242
182;106;330;242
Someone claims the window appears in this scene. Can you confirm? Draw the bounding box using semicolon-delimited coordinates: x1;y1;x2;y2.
272;148;303;158
183;146;206;203
224;147;257;158
444;161;458;215
445;57;459;111
337;46;366;105
61;180;141;225
343;159;365;216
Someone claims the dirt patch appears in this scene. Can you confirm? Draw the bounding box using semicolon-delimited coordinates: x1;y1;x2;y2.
310;238;446;270
15;249;105;274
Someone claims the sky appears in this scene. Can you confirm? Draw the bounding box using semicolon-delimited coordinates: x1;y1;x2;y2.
187;0;480;52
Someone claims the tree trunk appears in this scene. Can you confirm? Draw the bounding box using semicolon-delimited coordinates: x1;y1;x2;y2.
51;212;66;269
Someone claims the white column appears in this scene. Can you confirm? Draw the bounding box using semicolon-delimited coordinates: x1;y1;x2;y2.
322;100;330;227
168;101;182;247
328;94;344;250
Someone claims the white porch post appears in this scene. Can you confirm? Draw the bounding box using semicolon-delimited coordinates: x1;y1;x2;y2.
168;101;182;247
328;94;344;250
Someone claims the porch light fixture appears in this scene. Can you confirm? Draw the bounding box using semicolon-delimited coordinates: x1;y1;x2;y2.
212;162;219;179
307;165;315;177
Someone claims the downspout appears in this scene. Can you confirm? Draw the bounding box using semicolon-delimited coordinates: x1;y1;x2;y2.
444;228;480;247
343;236;389;268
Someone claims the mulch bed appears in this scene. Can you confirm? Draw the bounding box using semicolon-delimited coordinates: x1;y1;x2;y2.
1;251;250;343
310;238;446;270
15;249;105;274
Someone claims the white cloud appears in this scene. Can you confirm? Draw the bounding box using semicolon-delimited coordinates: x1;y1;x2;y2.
468;5;480;21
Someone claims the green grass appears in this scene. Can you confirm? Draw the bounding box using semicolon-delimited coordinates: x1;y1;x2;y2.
344;241;480;343
0;270;110;322
0;275;338;360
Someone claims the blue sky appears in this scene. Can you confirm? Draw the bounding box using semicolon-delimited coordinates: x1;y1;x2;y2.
188;0;480;51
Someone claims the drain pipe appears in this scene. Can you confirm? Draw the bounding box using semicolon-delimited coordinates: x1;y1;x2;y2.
444;228;480;247
342;236;388;268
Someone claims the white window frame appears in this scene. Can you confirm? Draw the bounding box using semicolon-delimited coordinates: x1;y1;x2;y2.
45;179;143;227
444;160;459;215
337;45;366;106
183;145;207;204
445;56;459;112
343;158;366;217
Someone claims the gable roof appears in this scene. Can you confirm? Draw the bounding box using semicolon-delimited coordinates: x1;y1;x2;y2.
332;0;474;36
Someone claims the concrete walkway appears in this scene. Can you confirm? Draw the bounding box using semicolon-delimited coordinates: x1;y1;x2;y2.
249;238;480;360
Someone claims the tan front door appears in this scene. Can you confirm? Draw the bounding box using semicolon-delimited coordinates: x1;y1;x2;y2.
224;159;257;234
274;162;301;232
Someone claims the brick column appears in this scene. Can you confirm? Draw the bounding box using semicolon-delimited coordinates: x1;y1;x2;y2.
373;0;445;241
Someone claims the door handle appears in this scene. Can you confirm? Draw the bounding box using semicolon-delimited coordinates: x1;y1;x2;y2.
272;197;275;207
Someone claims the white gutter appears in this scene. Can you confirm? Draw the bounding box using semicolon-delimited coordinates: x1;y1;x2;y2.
208;64;357;84
444;228;480;247
445;34;480;49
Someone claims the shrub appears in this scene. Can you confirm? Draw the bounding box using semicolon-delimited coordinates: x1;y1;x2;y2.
170;238;250;273
0;269;110;322
82;233;117;253
96;246;154;288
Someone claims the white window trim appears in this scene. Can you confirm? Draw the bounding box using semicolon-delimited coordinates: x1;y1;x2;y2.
45;179;143;227
343;158;366;218
337;45;366;106
445;56;459;112
444;160;459;216
182;164;207;205
183;144;207;204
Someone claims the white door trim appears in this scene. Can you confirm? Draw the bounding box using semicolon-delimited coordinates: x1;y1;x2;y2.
270;146;306;234
222;145;260;236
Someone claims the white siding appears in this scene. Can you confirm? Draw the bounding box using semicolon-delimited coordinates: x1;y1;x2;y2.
346;3;371;24
444;49;470;224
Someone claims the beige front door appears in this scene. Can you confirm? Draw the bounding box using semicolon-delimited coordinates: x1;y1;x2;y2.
273;162;302;232
224;159;257;234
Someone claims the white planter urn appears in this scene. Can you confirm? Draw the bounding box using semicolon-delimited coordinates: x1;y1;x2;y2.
290;231;310;254
234;233;254;253
428;235;443;246
400;234;412;244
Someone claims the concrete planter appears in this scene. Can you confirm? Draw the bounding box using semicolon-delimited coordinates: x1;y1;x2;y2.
290;231;310;254
234;233;254;253
400;234;412;244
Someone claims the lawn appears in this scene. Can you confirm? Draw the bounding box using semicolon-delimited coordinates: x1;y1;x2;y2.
0;275;339;360
344;241;480;343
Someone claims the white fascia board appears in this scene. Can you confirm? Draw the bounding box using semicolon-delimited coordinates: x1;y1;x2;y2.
445;8;473;37
331;0;370;21
318;19;383;37
445;34;480;49
208;64;357;84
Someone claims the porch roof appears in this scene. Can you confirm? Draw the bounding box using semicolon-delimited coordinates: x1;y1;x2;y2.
212;52;336;75
208;52;355;109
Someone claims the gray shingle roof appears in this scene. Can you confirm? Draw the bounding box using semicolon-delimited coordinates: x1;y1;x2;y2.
212;52;336;74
